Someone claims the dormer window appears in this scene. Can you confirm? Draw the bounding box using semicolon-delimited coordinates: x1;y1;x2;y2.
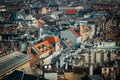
43;44;47;50
53;44;55;47
38;46;42;51
38;46;41;49
41;48;44;52
38;49;40;52
49;45;53;49
46;47;48;50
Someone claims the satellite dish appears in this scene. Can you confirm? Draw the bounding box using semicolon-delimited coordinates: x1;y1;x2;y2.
48;65;51;69
44;65;47;69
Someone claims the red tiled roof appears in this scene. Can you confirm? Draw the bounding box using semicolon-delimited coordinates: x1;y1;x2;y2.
70;28;81;37
64;9;78;15
93;5;111;9
33;36;61;56
33;41;51;55
45;36;59;44
38;19;46;24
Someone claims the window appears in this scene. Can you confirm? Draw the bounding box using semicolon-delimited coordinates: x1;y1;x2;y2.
37;49;40;52
46;47;48;50
38;46;41;49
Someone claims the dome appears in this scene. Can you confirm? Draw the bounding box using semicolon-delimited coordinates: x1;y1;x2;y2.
10;12;24;21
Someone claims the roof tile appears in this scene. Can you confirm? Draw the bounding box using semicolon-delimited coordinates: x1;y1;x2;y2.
70;28;81;37
45;36;59;44
33;41;51;55
64;9;78;15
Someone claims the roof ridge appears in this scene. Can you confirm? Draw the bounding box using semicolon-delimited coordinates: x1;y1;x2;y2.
70;28;80;37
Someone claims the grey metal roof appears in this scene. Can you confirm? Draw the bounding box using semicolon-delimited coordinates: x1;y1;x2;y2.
60;20;70;25
0;51;31;76
61;29;77;46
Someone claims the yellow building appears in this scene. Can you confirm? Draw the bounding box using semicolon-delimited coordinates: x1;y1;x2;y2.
105;19;118;40
80;25;92;43
64;72;74;80
41;7;47;15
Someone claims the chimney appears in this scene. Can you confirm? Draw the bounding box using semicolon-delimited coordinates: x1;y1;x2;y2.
65;62;68;70
44;65;47;70
48;65;51;70
89;64;93;75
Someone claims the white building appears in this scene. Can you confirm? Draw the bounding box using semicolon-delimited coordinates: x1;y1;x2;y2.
25;15;38;27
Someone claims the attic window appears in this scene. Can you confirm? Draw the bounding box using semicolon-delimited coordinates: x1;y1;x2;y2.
53;44;55;47
41;48;44;52
38;49;40;52
42;44;44;47
38;46;41;49
46;47;48;50
49;45;54;49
